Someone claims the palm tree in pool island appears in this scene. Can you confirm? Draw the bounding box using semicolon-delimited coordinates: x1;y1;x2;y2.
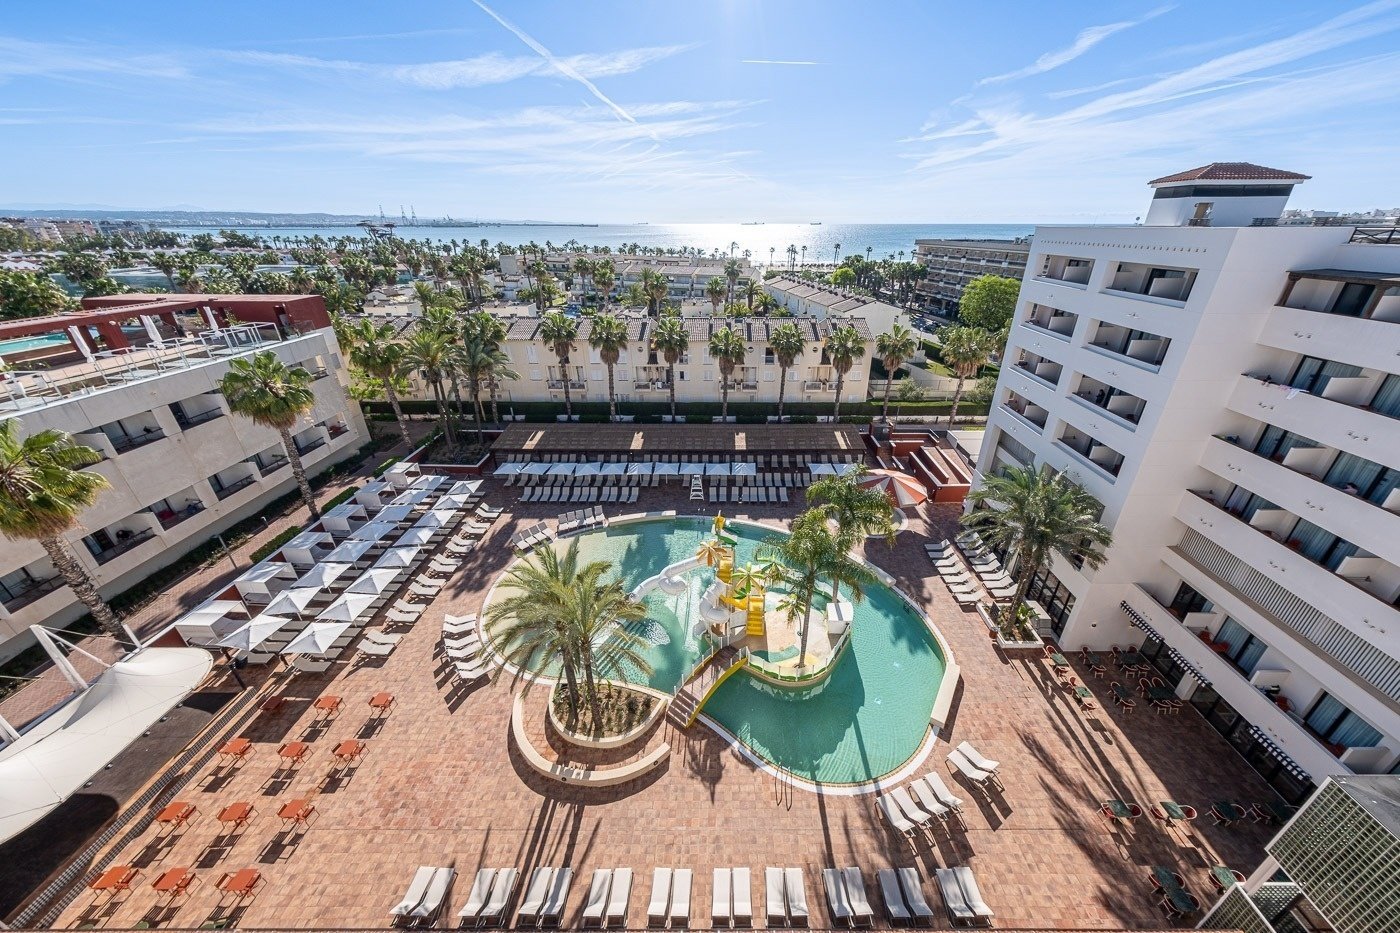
540;311;579;419
650;314;689;420
707;325;747;421
824;325;866;421
588;312;629;422
0;420;126;642
219;351;321;518
963;466;1112;637
768;322;806;421
875;323;918;422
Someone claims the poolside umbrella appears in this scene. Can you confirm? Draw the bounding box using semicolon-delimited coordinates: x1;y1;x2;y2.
296;562;352;589
808;463;835;475
521;462;551;475
547;462;577;476
626;462;655;476
731;462;757;476
350;521;398;543
572;461;602;477
447;479;482;496
324;539;372;564
679;462;707;476
317;592;378;623
374;505;414;526
181;599;244;630
600;462;628;476
217;613;292;651
832;463;862;476
413;511;448;532
412;474;447;492
390;488;431;507
494;462;524;476
265;586;325;617
434;494;471;512
395;526;436;547
704;462;731;476
374;545;422;569
282;621;351;655
857;469;928;508
653;462;680;476
346;567;400;597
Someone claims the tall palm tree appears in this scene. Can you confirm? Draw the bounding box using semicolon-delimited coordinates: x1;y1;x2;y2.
940;325;998;428
963;467;1112;634
723;258;742;306
591;259;616;310
458;333;495;444
824;326;866;421
465;311;512;424
874;323;918;422
640;268;669;316
807;467;895;600
588;312;629;422
572;256;594;305
768;322;805;421
708;325;747;421
650;314;689;420
540;311;579;419
347;319;412;449
705;276;727;315
150;251;177;291
219;351;321;517
0;421;125;641
743;279;760;311
403;329;457;448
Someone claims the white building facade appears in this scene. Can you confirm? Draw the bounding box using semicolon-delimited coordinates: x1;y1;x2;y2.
976;164;1400;803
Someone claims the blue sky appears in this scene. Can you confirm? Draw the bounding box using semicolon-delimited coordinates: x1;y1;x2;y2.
3;0;1399;222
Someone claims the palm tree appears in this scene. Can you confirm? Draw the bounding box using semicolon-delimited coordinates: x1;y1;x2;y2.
874;323;918;422
347;319;412;449
219;351;321;517
150;251;177;290
743;279;760;311
708;325;747;421
833;242;841;265
807;467;895;600
940;325;998;428
723;258;742;306
963;467;1112;635
704;276;727;315
640;268;669;316
0;421;125;641
651;314;689;420
824;326;866;421
540;311;579;419
465;311;512;424
768;322;805;421
588;312;629;422
591;259;616;310
572;256;594;305
403;329;457;448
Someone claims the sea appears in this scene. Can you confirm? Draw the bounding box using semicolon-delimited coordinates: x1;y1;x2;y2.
165;222;1033;263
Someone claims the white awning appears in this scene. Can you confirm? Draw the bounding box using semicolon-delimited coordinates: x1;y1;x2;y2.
521;462;551;475
283;621;351;654
350;521;399;543
346;567;400;596
808;463;835;475
679;463;706;475
395;526;436;547
627;462;655;476
411;474;447;492
264;586;324;617
374;545;422;569
493;462;524;476
547;462;577;476
217;613;294;650
390;488;431;507
0;647;213;844
704;463;731;476
732;462;757;476
573;462;602;477
323;540;372;564
447;480;482;496
653;463;680;475
601;463;628;475
316;592;378;623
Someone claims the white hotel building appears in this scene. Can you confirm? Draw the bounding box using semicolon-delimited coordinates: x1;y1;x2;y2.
976;163;1400;803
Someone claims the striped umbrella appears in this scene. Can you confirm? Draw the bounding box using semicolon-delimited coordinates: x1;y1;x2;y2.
857;469;929;508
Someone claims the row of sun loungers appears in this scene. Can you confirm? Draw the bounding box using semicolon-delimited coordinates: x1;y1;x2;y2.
502;454;862;466
581;868;632;929
710;868;752;929
934;867;995;927
765;867;809;927
926;538;1017;605
822;867;875;928
522;486;639;504
519;867;574;928
947;742;1004;794
558;507;606;534
442;613;490;681
876;868;935;926
392;865;457;927
877;771;965;839
708;486;790;504
510;474;663;488
512;522;555;552
458;868;520;927
645;867;692;928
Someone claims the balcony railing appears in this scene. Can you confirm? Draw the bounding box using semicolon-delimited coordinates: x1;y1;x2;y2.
1350;225;1400;245
214;475;256;500
327;423;349;439
91;528;156;565
174;408;224;430
803;381;834;391
109;429;165;454
548;379;586;390
151;502;205;530
2;576;64;612
295;437;327;456
634;380;673;391
259;456;289;476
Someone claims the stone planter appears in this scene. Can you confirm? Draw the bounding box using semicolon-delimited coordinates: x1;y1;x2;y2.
976;602;1043;652
546;683;666;750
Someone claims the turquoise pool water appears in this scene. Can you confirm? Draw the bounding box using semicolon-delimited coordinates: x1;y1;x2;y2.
497;516;947;785
0;333;68;355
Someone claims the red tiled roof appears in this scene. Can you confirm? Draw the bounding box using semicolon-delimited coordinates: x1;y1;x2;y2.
1149;162;1310;185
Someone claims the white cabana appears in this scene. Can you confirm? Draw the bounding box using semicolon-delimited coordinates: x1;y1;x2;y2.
295;562;352;590
355;481;392;507
808;463;836;475
320;502;368;534
374;504;414;526
374;545;422;569
395;526;436;547
493;462;524;476
626;462;655;476
679;462;707;475
601;462;628;476
176;600;245;631
350;521;399;543
323;539;373;564
216;613;294;651
0;646;213;844
653;462;680;476
390;488;432;507
383;461;418;488
278;531;333;568
521;462;551;475
546;462;577;476
233;562;296;601
572;462;602;477
264;587;324;618
732;462;757;476
704;462;732;476
316;592;378;623
282;621;352;655
447;479;482;496
346;567;401;596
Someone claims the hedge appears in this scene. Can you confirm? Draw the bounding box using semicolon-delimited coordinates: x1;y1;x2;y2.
250;527;304;563
362;398;989;425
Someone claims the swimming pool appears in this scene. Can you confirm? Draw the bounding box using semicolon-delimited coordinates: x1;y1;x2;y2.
488;516;951;787
0;333;68;356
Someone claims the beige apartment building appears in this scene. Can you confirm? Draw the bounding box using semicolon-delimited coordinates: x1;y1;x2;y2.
913;238;1031;314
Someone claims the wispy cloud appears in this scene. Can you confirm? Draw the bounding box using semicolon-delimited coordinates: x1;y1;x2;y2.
741;59;822;66
0;36;187;81
977;5;1174;85
1044;75;1148;99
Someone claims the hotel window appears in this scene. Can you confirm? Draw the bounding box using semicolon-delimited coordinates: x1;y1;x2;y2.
1253;425;1318;461
1286;519;1359;570
764;348;776;365
1304;693;1382;748
1024;567;1075;635
525;345;539;364
1213;617;1268;676
1368;373;1400;419
1322;452;1400;507
1288;355;1363;395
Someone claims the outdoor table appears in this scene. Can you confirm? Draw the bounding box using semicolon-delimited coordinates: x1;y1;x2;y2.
1048;651;1070;669
1149;866;1185;889
90;866;139;895
216;802;254;830
1211;801;1247;825
1119;651;1147;669
333;739;366;763
277;798;316;829
368;691;395;713
218;737;253;762
155;801;197;827
1150;868;1196;916
259;696;287;714
216;869;262;899
1159;801;1193;823
152;867;196;899
1209;866;1244;890
312;695;343;718
1102;799;1138;822
1147;686;1177;703
1110;684;1136;707
1257;801;1295;824
1073;685;1095;708
277;742;310;767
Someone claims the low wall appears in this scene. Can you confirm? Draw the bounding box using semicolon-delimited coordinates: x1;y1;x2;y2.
510;692;670;787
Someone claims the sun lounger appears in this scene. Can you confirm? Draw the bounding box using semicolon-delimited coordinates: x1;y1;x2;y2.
765;868;786;927
948;748;1000;789
908;779;951;822
876;870;909;925
392;867;437;925
732;868;751;927
410;580;442;598
518;868;553;926
410;866;455;926
891;786;936;832
583;870;611;928
460;869;497;924
843;869;873;928
953;868;993;925
444;622;477;636
669;869;691;928
478;868;518;927
647;867;672;928
455;659;489;680
606;867;632;928
822;870;853;927
712;869;732;929
357;640;397;658
921;772;964;811
896;868;934;927
956;741;1000;773
877;795;917;838
933;869;974;925
784;868;808;927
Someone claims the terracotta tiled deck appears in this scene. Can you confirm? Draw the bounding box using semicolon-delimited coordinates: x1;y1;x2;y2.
51;481;1279;931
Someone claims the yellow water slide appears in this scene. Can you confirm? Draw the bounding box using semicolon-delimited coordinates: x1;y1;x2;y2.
746;589;765;636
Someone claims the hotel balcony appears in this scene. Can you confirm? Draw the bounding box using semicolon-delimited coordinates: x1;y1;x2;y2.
1055;425;1124;479
1229;374;1400;469
1034;254;1094;288
1;575;64;614
547;379;587;390
1000;390;1048;433
1070;374;1146;428
1011;351;1063;390
1085;320;1171;371
1103;260;1198;305
1021;303;1078;341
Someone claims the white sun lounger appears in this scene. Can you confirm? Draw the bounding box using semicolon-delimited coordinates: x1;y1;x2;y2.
445;613;477;625
765;868;786;927
391;867;437;925
357;640;397;658
953;867;994;925
890;786;936;832
876;870;909;925
647;867;672;928
877;795;917;838
583;870;611;928
822;870;852;927
669;869;691;928
731;867;751;926
956;741;1000;773
712;868;731;928
540;868;572;927
386;608;420;625
410;866;455;926
843;868;874;928
606;867;632;928
478;868;518;927
921;772;964;811
896;868;935;927
784;868;808;927
933;869;974;925
908;777;951;822
459;869;497;923
948;748;997;787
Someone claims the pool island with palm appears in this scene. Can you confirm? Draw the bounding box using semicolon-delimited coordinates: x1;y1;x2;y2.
484;513;959;790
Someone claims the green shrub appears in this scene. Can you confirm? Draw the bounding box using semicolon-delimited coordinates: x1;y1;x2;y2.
251;527;303;563
374;456;400;477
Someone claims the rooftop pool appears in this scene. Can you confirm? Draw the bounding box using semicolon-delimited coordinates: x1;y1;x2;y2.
488;515;951;787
